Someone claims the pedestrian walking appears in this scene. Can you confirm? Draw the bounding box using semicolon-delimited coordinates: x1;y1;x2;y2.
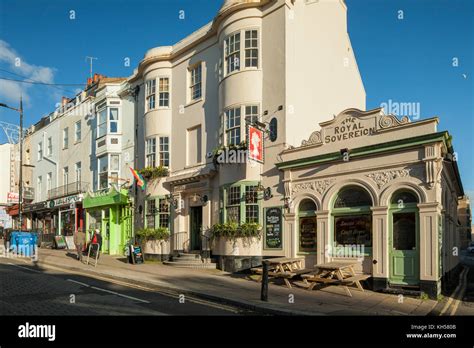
74;228;86;261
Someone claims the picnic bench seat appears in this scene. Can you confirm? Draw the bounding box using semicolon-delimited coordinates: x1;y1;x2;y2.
252;267;314;288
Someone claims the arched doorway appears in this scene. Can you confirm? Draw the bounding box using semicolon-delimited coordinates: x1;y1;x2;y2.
298;199;317;253
332;186;373;258
389;190;419;285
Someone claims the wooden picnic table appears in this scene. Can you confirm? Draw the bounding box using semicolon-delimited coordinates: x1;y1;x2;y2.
296;261;370;297
253;257;312;288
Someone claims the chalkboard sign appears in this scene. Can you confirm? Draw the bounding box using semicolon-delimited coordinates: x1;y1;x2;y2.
130;245;144;264
265;207;283;249
54;236;67;249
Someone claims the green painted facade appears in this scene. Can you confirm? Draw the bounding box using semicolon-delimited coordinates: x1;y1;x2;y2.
83;188;133;255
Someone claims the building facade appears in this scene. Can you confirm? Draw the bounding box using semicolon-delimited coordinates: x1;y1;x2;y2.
277;108;463;298
127;0;366;264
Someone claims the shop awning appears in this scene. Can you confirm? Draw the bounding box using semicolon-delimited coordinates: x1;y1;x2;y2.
83;187;130;209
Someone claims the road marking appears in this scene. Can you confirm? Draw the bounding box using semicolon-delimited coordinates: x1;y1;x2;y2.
6;258;243;314
440;266;468;316
450;267;469;316
89;286;151;304
67;279;90;287
7;262;43;273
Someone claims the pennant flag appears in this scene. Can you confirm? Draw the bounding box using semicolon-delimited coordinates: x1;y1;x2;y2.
129;167;146;190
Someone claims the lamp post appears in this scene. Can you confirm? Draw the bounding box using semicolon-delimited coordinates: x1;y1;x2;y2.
0;97;23;231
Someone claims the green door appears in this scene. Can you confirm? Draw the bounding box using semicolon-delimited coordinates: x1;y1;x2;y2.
102;208;110;254
389;211;419;285
190;206;202;251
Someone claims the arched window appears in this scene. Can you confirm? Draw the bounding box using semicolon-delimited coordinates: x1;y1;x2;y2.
298;199;317;253
332;186;373;255
334;186;372;208
391;191;418;205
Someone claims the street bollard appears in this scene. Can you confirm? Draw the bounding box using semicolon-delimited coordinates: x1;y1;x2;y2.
260;260;269;301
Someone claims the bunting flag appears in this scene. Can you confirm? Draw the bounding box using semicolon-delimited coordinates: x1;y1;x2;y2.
129;167;146;191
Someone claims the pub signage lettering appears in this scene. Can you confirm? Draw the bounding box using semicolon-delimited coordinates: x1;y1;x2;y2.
324;117;376;144
49;195;82;208
325;121;375;144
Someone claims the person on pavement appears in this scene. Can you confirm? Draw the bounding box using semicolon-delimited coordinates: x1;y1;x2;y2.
74;228;86;261
90;229;102;260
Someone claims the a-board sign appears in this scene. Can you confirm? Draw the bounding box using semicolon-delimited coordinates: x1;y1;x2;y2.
65;236;75;250
265;207;283;249
54;236;67;249
130;244;144;264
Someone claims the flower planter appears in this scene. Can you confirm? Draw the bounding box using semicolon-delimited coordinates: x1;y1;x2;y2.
213;236;262;256
144;240;170;257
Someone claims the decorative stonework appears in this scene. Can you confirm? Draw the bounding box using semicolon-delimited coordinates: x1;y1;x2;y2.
301;130;322;147
379;114;410;129
291;179;335;195
366;169;411;189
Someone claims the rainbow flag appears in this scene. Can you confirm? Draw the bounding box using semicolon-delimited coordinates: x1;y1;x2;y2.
129;167;146;190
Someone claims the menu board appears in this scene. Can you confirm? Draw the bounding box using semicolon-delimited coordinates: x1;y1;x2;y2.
265;207;282;249
299;217;316;251
334;215;372;247
54;236;67;249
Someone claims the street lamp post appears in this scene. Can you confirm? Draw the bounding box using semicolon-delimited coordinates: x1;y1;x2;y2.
0;97;23;231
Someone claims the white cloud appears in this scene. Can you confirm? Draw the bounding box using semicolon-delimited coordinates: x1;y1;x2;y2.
0;40;56;105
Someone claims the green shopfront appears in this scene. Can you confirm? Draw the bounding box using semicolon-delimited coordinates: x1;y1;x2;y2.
83;187;133;255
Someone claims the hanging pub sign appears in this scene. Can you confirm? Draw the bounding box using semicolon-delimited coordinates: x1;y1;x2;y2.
248;125;264;163
265;207;283;249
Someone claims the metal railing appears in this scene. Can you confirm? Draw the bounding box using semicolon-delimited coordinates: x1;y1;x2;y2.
48;181;90;200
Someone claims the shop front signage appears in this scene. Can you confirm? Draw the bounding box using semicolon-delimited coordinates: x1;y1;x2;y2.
265;207;283;249
324;117;376;144
7;192;19;204
23;202;48;213
49;195;82;209
83;188;129;209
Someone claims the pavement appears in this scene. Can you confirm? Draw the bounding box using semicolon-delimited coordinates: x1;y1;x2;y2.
0;246;444;316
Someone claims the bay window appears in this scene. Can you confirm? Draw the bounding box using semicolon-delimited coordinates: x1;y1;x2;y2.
225;32;240;74
226;186;241;223
97;109;107;138
109;108;118;133
145;138;156;167
244;30;258;68
159;136;169;167
159;78;170;107
146;199;156;228
158;198;170;228
225;107;241;146
146;79;156;111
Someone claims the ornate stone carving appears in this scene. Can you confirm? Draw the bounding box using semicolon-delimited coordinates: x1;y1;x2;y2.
292;182;315;194
366;169;411;189
314;179;335;195
379;114;410;129
291;179;335;195
301;130;322;147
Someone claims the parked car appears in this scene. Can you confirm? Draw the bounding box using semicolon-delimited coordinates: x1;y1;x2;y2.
467;242;474;253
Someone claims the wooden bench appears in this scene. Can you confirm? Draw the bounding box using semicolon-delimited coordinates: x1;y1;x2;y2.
339;274;371;292
252;267;313;288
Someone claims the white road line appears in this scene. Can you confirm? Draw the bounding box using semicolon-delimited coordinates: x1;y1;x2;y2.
67;279;90;287
90;286;151;304
7;262;43;273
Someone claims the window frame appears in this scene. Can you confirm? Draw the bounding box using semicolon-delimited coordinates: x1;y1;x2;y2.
145;79;156;112
244;29;259;68
37;142;43;161
224;32;241;75
189;63;202;102
63;127;69;149
222;182;261;225
75;162;82;183
47;137;52;157
97;108;107;138
145;138;156;167
145;197;171;230
158;77;170;108
225;107;241;146
159;136;170;167
74;120;81;142
109;107;119;134
63;166;69;186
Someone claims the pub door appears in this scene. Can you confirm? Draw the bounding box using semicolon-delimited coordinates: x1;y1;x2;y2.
190;206;202;251
389;210;420;286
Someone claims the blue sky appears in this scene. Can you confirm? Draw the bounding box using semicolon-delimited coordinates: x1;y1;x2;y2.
0;0;473;196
